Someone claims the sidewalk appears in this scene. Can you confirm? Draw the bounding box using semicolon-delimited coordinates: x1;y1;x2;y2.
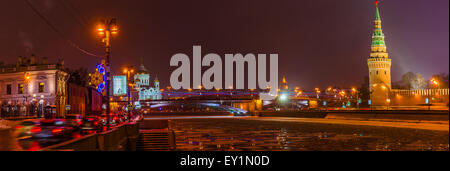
1;116;36;120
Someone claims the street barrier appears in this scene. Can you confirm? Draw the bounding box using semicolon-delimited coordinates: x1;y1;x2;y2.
40;121;141;151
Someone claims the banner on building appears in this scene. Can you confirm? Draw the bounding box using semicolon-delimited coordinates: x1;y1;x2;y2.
113;75;127;96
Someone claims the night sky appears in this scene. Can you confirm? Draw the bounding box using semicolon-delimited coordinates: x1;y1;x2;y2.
0;0;448;90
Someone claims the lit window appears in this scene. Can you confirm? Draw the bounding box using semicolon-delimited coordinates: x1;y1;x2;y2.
18;84;24;94
39;82;45;93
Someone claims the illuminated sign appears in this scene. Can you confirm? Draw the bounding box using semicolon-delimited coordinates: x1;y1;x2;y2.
113;75;127;96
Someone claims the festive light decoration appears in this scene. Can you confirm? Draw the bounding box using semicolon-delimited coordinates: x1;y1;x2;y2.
89;60;107;95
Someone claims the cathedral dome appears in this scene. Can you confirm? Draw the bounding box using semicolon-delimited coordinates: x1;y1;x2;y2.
137;63;148;74
136;57;149;74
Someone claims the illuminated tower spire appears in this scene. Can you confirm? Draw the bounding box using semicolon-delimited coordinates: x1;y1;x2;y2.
367;1;392;107
370;1;388;58
281;76;288;90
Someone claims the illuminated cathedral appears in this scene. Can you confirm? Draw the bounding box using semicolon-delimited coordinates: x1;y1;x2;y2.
134;58;162;100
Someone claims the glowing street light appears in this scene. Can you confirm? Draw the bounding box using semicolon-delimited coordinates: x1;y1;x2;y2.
123;66;134;122
386;98;391;110
24;72;31;81
96;18;118;130
430;78;439;87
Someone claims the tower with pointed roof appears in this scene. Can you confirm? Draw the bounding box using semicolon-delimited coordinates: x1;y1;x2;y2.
154;75;160;89
367;1;392;107
281;76;288;90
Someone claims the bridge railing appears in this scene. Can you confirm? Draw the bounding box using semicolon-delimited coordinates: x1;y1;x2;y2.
40;121;140;151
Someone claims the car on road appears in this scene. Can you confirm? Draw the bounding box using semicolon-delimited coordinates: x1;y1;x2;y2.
30;119;78;139
65;114;83;129
99;114;123;127
80;116;102;134
14;120;39;139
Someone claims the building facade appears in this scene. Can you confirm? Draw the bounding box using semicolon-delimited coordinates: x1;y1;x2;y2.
0;55;69;118
367;2;393;107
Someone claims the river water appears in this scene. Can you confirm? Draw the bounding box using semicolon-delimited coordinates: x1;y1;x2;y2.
169;118;449;151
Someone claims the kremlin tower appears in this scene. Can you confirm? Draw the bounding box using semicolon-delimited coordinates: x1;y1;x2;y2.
367;1;392;107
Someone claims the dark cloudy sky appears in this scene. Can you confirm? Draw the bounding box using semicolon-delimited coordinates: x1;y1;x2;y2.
0;0;448;90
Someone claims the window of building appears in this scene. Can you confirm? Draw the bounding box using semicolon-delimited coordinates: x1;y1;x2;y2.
376;71;379;75
385;71;387;75
39;82;45;93
6;84;11;95
18;84;23;94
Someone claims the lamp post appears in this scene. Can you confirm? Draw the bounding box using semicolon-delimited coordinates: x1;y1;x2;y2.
386;98;391;110
167;86;172;98
216;88;221;99
97;18;118;130
198;85;203;96
123;67;134;122
352;88;359;109
24;72;31;116
428;78;440;110
380;84;391;110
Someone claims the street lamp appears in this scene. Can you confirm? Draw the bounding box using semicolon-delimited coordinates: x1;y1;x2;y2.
430;78;439;88
352;87;359;109
24;72;31;81
167;86;172;97
23;72;31;116
427;78;440;110
386;98;391;110
215;88;221;99
198;85;203;95
378;84;391;110
97;18;118;130
123;66;134;122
